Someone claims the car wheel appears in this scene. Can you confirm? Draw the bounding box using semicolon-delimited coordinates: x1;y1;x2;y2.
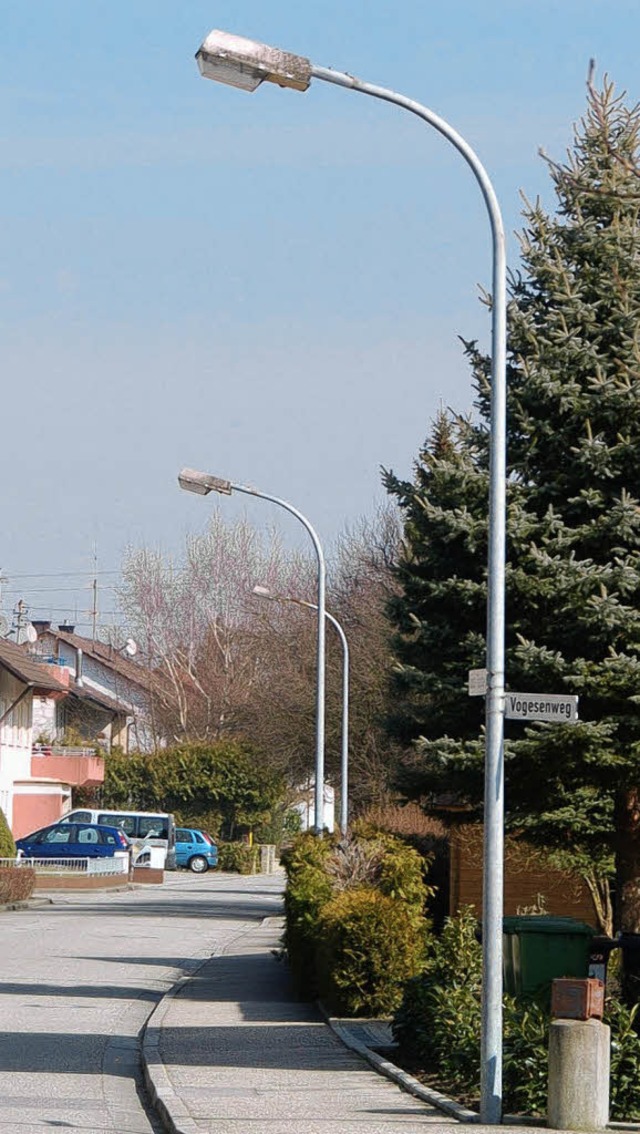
189;855;209;873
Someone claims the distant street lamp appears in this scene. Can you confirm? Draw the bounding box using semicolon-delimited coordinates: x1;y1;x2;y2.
253;584;350;836
178;468;327;835
194;33;507;1123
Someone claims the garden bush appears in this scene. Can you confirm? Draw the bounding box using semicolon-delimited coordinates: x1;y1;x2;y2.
217;842;258;874
392;907;640;1120
0;807;15;857
393;906;482;1094
375;837;434;922
283;830;434;1010
316;887;428;1016
0;865;35;903
284;861;333;996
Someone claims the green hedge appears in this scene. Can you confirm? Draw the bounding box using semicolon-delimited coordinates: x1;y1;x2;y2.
317;887;428;1016
217;842;259;874
283;831;433;1014
284;835;334;997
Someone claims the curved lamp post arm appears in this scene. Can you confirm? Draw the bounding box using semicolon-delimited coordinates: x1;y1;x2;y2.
178;467;327;837
232;482;326;836
194;36;507;1122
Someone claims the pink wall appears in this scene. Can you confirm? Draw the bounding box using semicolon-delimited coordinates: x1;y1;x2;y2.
12;793;64;840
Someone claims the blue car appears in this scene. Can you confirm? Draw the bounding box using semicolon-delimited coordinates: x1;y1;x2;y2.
16;821;130;859
175;828;218;873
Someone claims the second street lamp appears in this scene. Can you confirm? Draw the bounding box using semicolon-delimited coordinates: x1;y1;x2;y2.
253;584;350;836
194;33;507;1123
178;468;327;836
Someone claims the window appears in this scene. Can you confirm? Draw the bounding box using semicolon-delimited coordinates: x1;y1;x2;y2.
139;816;168;839
69;811;92;823
42;826;73;844
99;813;136;837
175;829;191;842
77;827;98;845
193;831;204;844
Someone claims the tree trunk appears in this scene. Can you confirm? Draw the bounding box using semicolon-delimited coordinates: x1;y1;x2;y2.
615;786;640;1003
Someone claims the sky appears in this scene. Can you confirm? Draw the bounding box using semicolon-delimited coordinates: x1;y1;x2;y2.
2;0;639;634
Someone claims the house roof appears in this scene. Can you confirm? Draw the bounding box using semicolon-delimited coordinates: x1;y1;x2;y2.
69;684;132;716
35;628;157;693
0;638;67;692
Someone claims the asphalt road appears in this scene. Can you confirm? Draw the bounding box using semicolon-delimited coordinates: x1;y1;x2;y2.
0;870;284;1133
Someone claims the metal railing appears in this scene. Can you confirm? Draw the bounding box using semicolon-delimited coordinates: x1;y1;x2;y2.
0;855;129;876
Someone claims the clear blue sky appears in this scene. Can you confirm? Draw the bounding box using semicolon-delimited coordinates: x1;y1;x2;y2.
1;1;638;630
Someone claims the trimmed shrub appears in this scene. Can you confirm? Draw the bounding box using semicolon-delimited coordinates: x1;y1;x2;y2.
375;837;434;921
0;866;35;903
285;862;333;997
0;808;15;857
283;831;435;1008
217;842;258;874
317;887;428;1016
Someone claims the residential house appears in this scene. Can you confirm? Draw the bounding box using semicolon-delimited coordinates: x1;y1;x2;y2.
28;622;158;754
0;637;102;838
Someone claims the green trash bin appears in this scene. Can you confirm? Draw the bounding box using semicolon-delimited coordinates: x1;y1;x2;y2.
502;916;595;998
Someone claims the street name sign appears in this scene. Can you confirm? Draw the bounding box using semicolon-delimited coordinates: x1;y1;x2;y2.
505;692;579;723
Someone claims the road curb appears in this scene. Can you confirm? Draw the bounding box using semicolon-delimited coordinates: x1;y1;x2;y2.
0;896;53;912
323;1011;480;1124
141;921;272;1134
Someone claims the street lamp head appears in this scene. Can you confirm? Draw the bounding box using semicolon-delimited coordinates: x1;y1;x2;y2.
178;467;233;496
252;585;273;598
195;29;312;93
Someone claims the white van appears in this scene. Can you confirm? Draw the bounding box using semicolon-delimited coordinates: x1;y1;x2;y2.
62;809;176;869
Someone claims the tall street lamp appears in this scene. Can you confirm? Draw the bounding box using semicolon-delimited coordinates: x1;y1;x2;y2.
253;584;350;836
178;467;327;836
194;32;507;1124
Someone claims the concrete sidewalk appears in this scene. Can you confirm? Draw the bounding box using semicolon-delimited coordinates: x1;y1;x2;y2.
142;916;547;1134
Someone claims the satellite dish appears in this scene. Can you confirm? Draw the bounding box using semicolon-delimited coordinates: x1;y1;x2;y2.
0;615;8;638
25;623;38;644
124;638;138;657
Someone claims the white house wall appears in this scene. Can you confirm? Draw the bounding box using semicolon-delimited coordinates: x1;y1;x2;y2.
53;641;148;713
0;670;33;828
32;693;60;743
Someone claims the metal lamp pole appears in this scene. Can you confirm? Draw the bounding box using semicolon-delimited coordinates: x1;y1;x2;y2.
253;585;350;836
194;32;507;1123
178;468;327;836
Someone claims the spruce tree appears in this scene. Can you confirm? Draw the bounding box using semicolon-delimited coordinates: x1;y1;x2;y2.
387;79;640;948
383;410;489;806
504;80;640;940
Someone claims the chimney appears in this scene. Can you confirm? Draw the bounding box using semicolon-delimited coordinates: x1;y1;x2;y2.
31;620;51;635
58;624;75;634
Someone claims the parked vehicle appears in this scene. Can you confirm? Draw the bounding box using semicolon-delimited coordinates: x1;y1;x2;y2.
175;828;218;873
16;821;130;859
62;809;176;869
